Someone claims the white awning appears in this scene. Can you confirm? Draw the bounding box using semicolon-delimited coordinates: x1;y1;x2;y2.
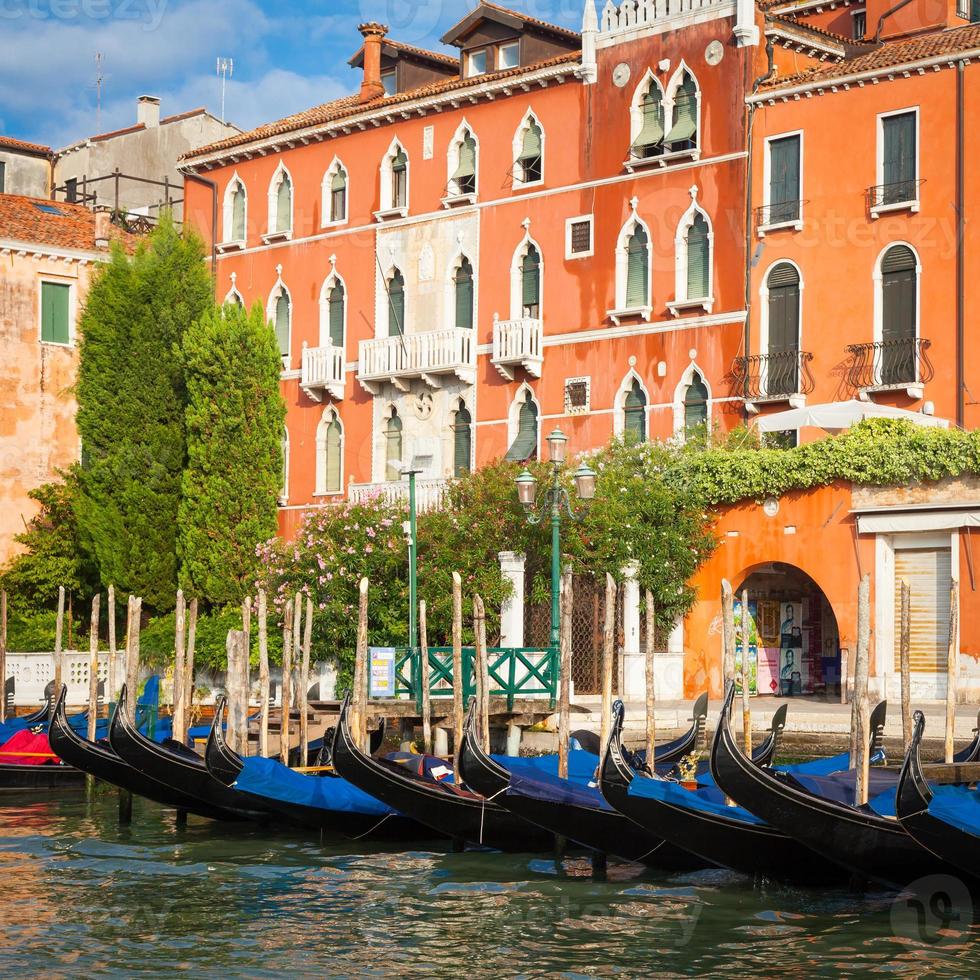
755;399;949;433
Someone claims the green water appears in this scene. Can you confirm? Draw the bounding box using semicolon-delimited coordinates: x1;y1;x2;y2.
0;788;977;978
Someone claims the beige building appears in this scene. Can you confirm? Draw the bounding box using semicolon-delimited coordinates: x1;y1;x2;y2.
0;193;135;564
0;136;52;199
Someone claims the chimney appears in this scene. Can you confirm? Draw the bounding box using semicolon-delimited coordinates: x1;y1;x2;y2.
358;22;389;104
94;210;111;248
137;95;161;128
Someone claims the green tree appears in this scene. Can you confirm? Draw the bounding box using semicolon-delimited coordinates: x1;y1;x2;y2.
74;218;212;610
178;302;285;606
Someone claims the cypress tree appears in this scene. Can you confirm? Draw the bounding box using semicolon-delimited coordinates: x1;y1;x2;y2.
74;218;212;609
178;302;285;606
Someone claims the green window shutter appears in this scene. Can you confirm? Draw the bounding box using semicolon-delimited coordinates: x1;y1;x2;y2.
275;293;290;356
232;184;245;240
331;169;347;192
331;169;347;222
521;121;542;159
972;0;980;22
276;174;291;233
624;381;646;444
769;136;801;221
329;283;345;348
453;134;477;180
625;226;649;308
684;374;709;437
392;148;407;207
883;113;916;192
666;77;697;145
0;161;5;194
686;214;710;299
41;282;70;344
388;271;405;338
454;406;472;476
325;419;342;493
385;413;403;481
632;87;664;155
505;396;538;461
767;264;800;354
521;246;540;311
881;246;917;383
454;259;474;329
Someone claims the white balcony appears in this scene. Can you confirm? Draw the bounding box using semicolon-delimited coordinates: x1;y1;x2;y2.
357;328;475;394
301;343;346;402
348;478;450;513
492;316;543;381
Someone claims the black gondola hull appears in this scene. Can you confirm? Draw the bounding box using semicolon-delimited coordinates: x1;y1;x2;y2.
0;762;84;790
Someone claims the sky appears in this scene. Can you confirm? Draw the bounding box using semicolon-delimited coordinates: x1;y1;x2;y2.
0;0;586;149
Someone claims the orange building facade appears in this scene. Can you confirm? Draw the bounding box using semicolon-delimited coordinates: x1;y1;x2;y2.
181;1;980;701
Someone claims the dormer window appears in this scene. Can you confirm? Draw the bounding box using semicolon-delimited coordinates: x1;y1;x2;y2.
381;70;396;96
499;41;519;69
468;49;488;76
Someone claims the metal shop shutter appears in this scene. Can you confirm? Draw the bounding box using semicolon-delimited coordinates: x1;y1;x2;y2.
894;546;952;673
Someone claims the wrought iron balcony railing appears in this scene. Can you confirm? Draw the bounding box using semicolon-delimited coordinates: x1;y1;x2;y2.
845;338;933;392
732;350;815;401
867;179;922;212
756;200;805;229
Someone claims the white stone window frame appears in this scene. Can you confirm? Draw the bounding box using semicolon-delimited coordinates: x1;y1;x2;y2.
512;107;546;190
507;381;542;458
564;376;591;416
672;361;713;441
613;370;651;439
37;276;76;348
627;69;666;166
448;394;476;478
376;137;410;221
321;156;350;229
314;406;345;497
509;225;545;321
377;402;405;484
565;213;594;260
264;161;294;242
872;105;920;218
378;256;409;341
444;119;480;207
668;186;715;316
319;264;348;351
279;425;290;506
760;129;804;235
267;272;292;369
219;172;247;250
223;280;245;308
445;249;478;333
608;201;653;324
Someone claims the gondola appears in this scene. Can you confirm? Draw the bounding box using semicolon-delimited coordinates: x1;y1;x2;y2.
459;702;706;868
711;684;957;888
109;685;265;822
600;697;848;884
0;716;85;790
894;711;980;880
333;693;556;852
204;699;441;840
48;685;238;819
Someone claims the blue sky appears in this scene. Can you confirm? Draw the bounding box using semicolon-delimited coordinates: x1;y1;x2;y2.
0;0;585;149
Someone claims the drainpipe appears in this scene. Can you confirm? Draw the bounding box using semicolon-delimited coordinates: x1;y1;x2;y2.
956;60;965;428
743;36;777;415
183;170;219;296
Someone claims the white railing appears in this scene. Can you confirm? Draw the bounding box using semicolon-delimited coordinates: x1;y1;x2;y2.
358;328;475;390
600;0;733;33
301;344;346;401
4;652;124;707
492;316;543;380
348;478;451;513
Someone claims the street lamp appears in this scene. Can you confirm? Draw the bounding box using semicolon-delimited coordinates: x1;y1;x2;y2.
516;428;596;649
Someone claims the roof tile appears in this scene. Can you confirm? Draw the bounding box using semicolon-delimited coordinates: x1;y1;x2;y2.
0;193;138;252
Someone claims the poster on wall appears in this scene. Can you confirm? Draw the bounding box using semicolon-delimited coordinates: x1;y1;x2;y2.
778;601;805;696
758;648;780;695
734;599;759;696
757;599;781;647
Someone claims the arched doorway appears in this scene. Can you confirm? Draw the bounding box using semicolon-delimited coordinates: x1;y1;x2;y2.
735;562;841;700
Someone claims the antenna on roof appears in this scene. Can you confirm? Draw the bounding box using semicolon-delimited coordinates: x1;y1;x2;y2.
217;57;234;123
95;53;105;130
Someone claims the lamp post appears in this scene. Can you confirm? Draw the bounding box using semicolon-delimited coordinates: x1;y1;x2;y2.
401;454;432;653
516;428;596;649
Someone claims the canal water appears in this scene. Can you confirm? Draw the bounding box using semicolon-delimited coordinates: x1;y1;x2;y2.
0;788;977;978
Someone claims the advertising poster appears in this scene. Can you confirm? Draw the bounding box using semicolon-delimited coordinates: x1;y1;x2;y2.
778;601;804;696
368;647;396;698
734;598;759;696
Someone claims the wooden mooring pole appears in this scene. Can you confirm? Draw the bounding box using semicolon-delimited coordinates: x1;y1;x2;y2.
172;590;186;749
54;586;65;707
721;580;735;692
644;590;656;771
741;588;752;756
291;593;303;756
352;578;369;753
107;585;116;712
451;572;463;782
419;600;432;755
900;580;912;753
600;574;616;762
279;598;294;766
125;596;142;698
300;597;312;767
258;590;270;759
945;579;960;765
853;574;871;806
474;595;490;753
183;599;197;746
85;594;101;796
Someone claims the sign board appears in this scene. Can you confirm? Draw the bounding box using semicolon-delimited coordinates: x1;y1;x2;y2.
369;647;396;699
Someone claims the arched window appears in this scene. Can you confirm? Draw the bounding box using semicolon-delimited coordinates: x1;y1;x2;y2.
224;178;246;242
329;166;347;223
316;410;343;495
521;245;541;318
392;147;408;209
626;225;650;308
269;167;292;235
684;371;709;439
666;71;698;153
632;81;665;159
385;409;403;481
766;263;801;396
880;244;918;385
273;288;291;360
387;269;405;338
454;257;474;329
327;281;345;348
517;117;543;184
453;401;472;476
450;129;477;197
624;380;647;444
686;214;710;300
505;390;538;462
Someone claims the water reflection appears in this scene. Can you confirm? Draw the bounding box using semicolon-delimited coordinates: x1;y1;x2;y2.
0;787;977;977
